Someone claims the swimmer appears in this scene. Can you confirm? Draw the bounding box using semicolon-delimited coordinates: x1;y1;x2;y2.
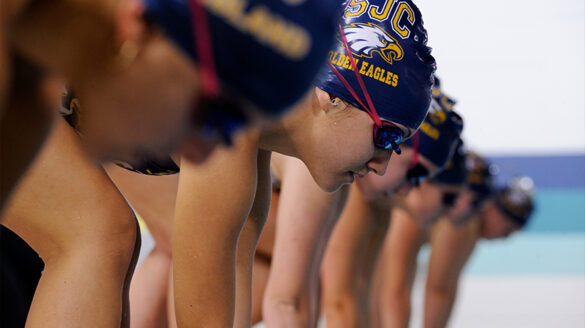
321;95;464;328
1;1;341;326
172;1;436;326
425;176;535;328
374;141;468;328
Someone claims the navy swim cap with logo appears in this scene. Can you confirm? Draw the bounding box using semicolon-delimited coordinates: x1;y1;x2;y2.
495;176;535;227
314;0;436;132
432;139;467;185
143;0;339;117
405;99;464;169
466;152;495;198
432;75;457;111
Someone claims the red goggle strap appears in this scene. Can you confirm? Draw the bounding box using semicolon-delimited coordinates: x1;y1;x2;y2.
338;25;382;127
328;62;369;113
189;0;220;99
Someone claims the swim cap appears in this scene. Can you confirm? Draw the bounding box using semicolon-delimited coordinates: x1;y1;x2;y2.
494;176;535;227
314;0;436;131
432;139;467;185
431;75;456;111
405;100;463;169
143;0;339;116
466;152;495;198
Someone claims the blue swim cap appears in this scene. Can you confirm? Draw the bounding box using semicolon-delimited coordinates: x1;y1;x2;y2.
143;0;339;117
314;0;436;131
494;176;535;227
432;139;466;185
405;100;463;169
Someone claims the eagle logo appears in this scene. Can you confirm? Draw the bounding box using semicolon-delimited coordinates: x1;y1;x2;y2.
343;23;404;65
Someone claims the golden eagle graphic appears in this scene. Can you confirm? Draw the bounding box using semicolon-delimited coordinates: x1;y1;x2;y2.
343;22;404;65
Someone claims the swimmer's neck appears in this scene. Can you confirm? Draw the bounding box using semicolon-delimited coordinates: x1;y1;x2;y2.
258;90;315;160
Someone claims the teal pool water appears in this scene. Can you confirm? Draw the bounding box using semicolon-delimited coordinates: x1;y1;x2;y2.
449;187;585;276
527;189;585;233
463;232;585;276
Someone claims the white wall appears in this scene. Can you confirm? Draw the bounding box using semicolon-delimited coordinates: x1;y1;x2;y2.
417;0;584;155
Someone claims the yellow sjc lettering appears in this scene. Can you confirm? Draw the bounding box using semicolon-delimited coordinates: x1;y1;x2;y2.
335;53;345;66
392;2;415;39
419;122;440;140
378;68;386;81
373;67;381;80
345;0;369;18
342;56;351;69
429;109;447;125
369;0;393;22
385;71;394;84
345;58;359;71
204;0;311;60
440;95;454;110
204;0;246;22
360;61;369;74
328;52;336;62
365;65;374;78
327;54;398;86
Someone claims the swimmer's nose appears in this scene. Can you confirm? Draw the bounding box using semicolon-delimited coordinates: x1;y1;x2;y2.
368;149;391;176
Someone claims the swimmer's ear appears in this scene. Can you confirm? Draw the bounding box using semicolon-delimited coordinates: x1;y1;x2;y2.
113;0;146;64
314;87;347;114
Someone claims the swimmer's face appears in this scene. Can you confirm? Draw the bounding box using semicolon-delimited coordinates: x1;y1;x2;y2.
80;31;210;160
81;26;267;161
71;1;220;160
480;200;523;240
356;148;439;200
304;88;405;193
447;188;484;226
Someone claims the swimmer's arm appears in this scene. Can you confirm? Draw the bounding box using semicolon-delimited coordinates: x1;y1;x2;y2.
172;132;259;328
321;186;391;328
378;207;427;328
423;218;478;328
262;156;349;327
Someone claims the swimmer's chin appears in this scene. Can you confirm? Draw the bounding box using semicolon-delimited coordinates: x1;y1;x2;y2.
317;176;354;194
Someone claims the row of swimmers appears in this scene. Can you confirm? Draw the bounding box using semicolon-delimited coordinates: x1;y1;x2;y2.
1;0;532;327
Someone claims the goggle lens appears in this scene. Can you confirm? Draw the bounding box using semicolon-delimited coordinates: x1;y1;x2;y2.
374;122;404;154
442;192;459;206
407;163;430;186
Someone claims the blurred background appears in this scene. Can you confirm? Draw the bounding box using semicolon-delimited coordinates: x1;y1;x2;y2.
412;0;585;326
